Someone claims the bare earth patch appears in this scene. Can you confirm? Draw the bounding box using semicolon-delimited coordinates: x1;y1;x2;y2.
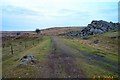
47;36;85;78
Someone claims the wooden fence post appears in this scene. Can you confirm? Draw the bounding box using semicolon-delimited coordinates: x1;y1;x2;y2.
25;41;27;48
19;42;21;52
33;40;34;45
10;44;13;54
2;43;5;48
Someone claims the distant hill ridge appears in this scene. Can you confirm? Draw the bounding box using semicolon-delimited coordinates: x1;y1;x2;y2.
67;20;119;37
41;27;84;35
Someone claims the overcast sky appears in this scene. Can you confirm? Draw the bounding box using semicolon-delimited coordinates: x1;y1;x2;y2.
1;0;119;31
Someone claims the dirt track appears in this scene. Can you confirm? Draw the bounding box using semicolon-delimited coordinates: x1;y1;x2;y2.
47;36;85;78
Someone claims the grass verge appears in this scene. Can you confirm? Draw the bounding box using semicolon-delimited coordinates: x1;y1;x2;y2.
2;36;52;78
62;38;118;78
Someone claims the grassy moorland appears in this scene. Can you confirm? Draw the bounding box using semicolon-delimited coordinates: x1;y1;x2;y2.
2;30;119;78
2;36;52;78
62;31;118;78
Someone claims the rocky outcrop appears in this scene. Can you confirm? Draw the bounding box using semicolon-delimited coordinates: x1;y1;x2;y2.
80;20;119;37
17;54;37;67
66;20;119;37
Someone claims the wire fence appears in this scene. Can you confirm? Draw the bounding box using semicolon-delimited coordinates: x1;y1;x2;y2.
2;37;42;61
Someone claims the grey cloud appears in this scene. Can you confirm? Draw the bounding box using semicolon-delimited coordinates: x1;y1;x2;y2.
59;9;76;13
53;8;90;19
2;5;43;16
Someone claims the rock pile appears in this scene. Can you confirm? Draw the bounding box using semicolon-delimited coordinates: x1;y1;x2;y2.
66;20;119;37
80;20;118;37
17;54;37;67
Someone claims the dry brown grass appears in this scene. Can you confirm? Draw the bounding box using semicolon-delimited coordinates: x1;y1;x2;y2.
41;27;84;36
